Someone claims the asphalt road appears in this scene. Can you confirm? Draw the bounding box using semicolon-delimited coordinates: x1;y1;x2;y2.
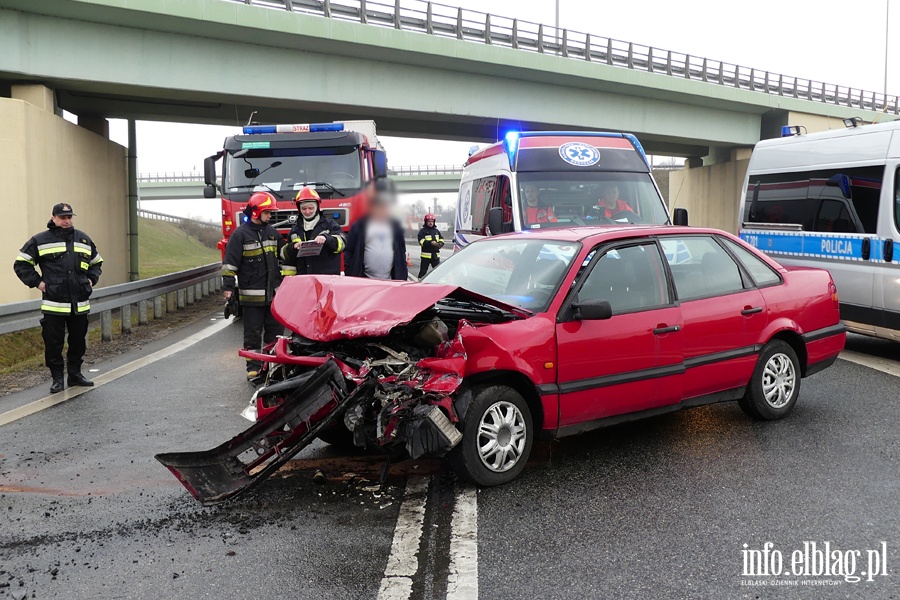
1;321;898;599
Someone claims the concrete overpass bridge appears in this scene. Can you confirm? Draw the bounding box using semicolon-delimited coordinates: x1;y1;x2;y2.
137;166;465;200
2;0;897;157
3;0;900;293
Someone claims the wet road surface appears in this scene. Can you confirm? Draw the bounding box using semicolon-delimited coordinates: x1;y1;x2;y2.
1;321;899;599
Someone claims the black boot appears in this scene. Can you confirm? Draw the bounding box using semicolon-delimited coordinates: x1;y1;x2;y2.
68;372;94;387
50;370;65;394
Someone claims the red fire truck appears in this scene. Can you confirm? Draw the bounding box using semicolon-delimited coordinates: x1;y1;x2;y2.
202;120;387;255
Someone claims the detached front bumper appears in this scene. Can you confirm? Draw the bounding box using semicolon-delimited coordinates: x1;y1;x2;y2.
155;360;363;505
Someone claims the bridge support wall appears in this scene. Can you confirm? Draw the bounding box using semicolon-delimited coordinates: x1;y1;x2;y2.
1;85;129;303
668;148;752;234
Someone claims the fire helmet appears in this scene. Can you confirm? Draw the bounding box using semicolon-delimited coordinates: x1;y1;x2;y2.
424;213;436;223
295;187;320;208
244;192;276;220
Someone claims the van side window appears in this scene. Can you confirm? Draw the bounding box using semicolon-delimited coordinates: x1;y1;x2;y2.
894;166;900;234
468;176;496;233
745;166;883;234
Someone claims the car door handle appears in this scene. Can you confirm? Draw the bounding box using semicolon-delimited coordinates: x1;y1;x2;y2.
741;306;763;316
653;324;680;335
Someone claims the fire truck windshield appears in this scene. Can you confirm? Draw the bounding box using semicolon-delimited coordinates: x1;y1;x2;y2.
224;147;362;198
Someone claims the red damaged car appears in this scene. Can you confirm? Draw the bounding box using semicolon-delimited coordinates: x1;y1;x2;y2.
157;226;845;504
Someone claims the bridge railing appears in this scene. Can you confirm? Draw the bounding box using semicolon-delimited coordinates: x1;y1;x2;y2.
137;208;219;230
389;164;463;175
138;172;204;182
0;264;222;338
227;0;900;115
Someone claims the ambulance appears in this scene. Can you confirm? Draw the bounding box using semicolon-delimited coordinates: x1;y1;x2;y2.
454;131;679;249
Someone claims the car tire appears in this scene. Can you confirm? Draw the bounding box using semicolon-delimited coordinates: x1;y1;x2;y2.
449;385;533;486
740;340;801;421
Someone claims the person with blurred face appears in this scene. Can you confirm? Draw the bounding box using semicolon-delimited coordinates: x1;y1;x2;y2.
595;183;634;219
14;203;102;393
345;179;408;280
523;183;557;224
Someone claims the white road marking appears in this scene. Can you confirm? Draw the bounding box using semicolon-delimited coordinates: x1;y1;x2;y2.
840;349;900;378
446;485;479;600
0;318;233;428
378;477;430;600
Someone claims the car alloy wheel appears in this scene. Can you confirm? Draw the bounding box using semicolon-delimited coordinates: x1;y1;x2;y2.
761;352;796;409
477;400;527;473
739;339;801;421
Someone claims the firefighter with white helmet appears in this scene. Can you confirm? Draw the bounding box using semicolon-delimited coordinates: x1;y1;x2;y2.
416;213;443;279
280;187;346;276
222;192;284;380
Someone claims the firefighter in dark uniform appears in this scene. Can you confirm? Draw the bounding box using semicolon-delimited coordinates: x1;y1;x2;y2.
417;213;444;279
221;192;284;380
280;187;346;276
14;203;103;393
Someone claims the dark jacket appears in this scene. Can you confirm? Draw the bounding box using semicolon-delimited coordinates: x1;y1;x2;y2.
345;217;408;280
417;225;444;260
222;220;283;306
280;214;346;276
14;221;103;315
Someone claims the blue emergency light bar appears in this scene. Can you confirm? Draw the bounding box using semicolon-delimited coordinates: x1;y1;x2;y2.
781;125;803;137
243;123;345;135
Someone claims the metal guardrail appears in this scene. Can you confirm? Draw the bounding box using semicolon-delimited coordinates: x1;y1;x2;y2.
225;0;900;116
0;263;222;336
137;208;219;230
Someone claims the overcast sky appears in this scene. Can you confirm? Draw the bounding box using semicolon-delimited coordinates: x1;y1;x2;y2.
104;0;898;218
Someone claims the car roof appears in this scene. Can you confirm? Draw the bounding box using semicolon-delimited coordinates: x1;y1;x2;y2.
484;225;729;243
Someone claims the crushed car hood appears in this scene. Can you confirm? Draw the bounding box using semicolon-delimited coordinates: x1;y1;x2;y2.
272;275;524;342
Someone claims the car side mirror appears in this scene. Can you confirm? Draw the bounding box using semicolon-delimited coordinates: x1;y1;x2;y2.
203;185;217;199
487;207;503;235
673;208;689;226
203;154;219;187
573;299;612;320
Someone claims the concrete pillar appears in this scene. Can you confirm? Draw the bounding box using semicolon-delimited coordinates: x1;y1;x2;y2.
201;279;209;297
127;120;139;281
213;277;222;293
11;84;55;112
101;310;113;341
668;149;752;234
195;283;202;300
167;292;177;313
187;285;195;305
78;115;109;138
177;288;186;309
138;300;149;325
121;304;132;334
153;296;164;319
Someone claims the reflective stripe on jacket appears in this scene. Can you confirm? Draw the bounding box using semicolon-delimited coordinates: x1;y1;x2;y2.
417;225;444;260
14;222;102;315
221;221;284;305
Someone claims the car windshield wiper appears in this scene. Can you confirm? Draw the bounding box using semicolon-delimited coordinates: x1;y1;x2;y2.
300;181;346;198
229;183;286;199
436;297;531;319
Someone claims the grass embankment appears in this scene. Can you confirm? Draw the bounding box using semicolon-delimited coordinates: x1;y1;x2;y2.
0;217;220;376
138;217;221;278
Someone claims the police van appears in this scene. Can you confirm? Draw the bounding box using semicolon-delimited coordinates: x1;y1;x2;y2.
739;120;900;340
454;132;679;249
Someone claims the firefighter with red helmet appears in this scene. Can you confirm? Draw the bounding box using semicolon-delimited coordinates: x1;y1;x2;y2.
280;187;346;276
222;192;284;380
416;213;444;279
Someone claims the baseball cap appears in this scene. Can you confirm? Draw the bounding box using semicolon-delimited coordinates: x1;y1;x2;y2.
52;203;76;217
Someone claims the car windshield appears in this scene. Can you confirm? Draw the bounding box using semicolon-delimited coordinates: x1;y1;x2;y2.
225;147;362;198
517;171;669;229
424;238;581;312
